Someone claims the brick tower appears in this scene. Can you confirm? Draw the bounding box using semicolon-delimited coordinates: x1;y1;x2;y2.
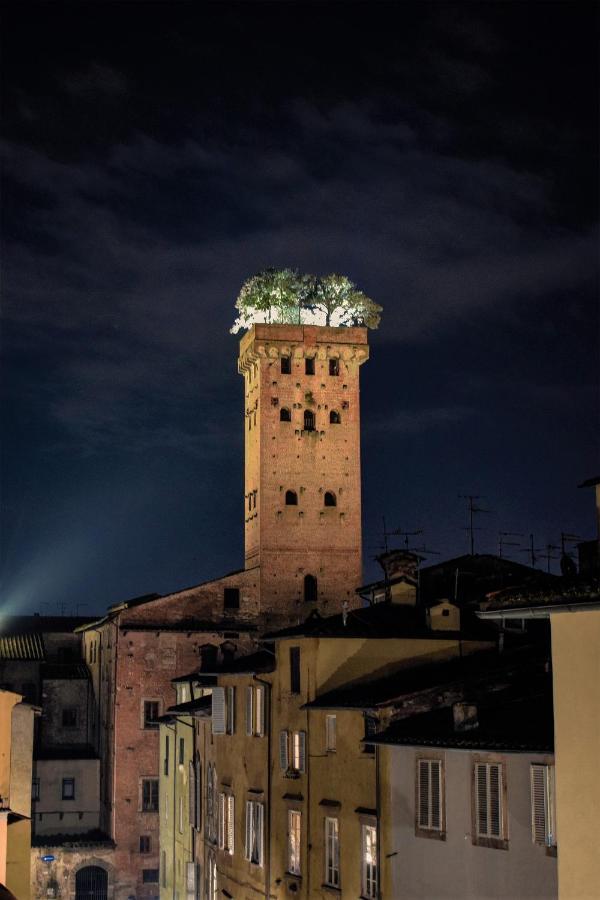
238;324;369;624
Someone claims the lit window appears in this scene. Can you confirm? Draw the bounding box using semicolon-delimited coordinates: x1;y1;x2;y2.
361;823;378;899
279;730;306;774
245;685;265;737
288;810;301;875
324;817;340;887
218;792;235;854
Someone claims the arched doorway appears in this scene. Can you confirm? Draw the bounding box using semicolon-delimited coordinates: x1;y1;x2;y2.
75;866;108;900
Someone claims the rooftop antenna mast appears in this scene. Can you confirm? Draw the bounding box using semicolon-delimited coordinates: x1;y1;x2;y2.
459;494;491;555
537;544;560;574
519;533;543;569
386;527;424;551
560;531;583;556
498;531;524;559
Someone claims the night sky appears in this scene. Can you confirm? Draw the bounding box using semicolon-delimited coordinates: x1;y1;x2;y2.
1;2;598;617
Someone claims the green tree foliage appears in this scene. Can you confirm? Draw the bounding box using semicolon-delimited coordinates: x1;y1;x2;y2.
231;269;382;332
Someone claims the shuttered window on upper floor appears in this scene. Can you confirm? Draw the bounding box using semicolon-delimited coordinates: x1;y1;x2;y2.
531;763;556;847
416;758;444;836
473;760;507;849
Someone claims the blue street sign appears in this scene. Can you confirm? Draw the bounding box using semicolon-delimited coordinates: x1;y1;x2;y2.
41;855;55;863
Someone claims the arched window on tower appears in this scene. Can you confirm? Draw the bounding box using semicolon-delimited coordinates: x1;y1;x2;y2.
285;490;298;506
304;574;318;603
280;407;291;422
324;491;337;507
303;410;315;432
329;410;341;424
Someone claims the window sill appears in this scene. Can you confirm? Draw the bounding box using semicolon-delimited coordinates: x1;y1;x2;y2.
415;827;446;842
321;884;341;895
472;836;509;851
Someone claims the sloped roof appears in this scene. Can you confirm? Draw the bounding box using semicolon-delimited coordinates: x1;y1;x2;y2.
369;687;554;752
263;602;494;641
0;631;45;660
164;695;213;717
480;578;600;615
303;646;546;710
196;648;276;676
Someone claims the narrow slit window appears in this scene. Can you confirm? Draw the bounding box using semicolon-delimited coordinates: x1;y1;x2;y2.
304;574;317;603
285;490;298;506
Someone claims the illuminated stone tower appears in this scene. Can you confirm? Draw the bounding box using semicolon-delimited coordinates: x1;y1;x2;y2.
238;324;369;623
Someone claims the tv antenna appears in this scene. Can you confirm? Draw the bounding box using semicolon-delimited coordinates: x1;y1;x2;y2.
381;517;424;553
518;533;543;569
537;543;560;574
459;495;492;555
498;531;524;559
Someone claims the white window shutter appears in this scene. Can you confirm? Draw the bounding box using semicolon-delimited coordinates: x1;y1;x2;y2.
246;687;254;736
212;687;226;735
227;794;235;854
255;685;265;736
218;793;225;849
279;730;289;770
418;760;429;828
245;800;252;859
298;731;306;773
257;803;264;866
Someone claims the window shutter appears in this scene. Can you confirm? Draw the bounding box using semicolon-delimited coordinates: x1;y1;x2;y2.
279;730;289;770
298;731;306;773
430;760;441;830
489;764;502;838
418;760;430;829
255;685;265;736
212;687;226;735
227;794;235;853
257;803;264;866
186;860;196;895
246;687;254;736
218;793;225;849
245;800;252;859
227;686;235;734
531;764;547;844
475;763;488;837
188;761;195;826
195;756;202;830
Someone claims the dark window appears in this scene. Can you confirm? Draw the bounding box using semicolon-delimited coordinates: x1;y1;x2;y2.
200;644;218;670
304;574;318;603
224;588;240;610
280;407;291;422
144;701;160;729
285;490;298;506
363;715;377;754
281;357;291;374
164;736;169;776
62;778;75;800
290;647;301;694
142;779;159;811
329;410;341;424
324;491;337;507
22;682;36;702
62;708;78;728
32;778;40;801
142;869;159;884
305;358;315;375
329;358;339;376
303;410;315;431
140;835;151;853
179;738;185;765
442;608;450;617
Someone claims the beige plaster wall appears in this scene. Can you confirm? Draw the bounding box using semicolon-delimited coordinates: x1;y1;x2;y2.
550;609;600;900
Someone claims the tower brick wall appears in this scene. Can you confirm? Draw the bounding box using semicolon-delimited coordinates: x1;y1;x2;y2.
239;324;369;625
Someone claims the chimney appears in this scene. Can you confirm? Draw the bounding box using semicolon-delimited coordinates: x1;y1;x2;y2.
376;550;420;582
452;702;478;733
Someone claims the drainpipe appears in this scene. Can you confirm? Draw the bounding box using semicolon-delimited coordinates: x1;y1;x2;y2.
253;675;272;900
111;618;119;842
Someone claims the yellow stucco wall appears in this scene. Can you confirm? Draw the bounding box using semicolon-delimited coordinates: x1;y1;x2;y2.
551;609;600;900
